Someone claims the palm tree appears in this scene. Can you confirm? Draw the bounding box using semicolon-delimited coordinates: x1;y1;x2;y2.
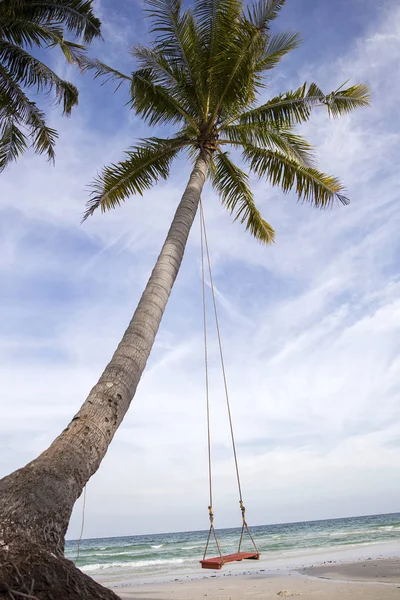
0;0;101;171
0;0;369;598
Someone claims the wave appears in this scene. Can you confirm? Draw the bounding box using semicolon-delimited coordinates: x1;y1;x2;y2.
77;551;165;561
329;530;366;537
150;545;164;549
70;544;156;557
81;558;186;572
329;526;398;537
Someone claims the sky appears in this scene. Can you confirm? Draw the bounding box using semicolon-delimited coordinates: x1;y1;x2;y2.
1;0;400;540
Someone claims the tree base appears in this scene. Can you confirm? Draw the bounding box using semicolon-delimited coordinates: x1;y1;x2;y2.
0;544;120;600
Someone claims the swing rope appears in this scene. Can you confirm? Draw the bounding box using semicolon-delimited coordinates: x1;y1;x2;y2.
76;484;87;560
200;199;223;562
199;199;259;559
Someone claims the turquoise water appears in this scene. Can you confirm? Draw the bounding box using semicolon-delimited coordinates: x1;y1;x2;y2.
65;513;400;582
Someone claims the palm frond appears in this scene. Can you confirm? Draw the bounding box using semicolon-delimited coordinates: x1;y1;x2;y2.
194;0;241;42
237;81;370;127
130;68;199;129
28;103;58;160
10;0;102;43
78;56;130;90
324;82;371;117
221;122;315;166
0;18;63;46
0;117;27;171
132;43;183;90
207;19;265;125
0;41;78;113
1;17;86;64
52;38;87;64
246;0;287;30
144;0;182;43
0;0;101;169
255;31;301;73
0;63;58;161
131;45;201;124
145;0;205;110
84;137;189;220
243;145;349;207
194;0;250;121
236;82;322;127
182;10;207;111
194;0;242;71
211;150;275;243
0;62;28;118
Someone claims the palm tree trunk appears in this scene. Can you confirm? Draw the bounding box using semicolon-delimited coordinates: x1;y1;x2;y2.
0;150;210;599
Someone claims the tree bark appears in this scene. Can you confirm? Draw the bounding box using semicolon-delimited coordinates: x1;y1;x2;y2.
0;151;210;599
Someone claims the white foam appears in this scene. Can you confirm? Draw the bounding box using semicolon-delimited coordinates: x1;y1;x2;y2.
81;558;185;572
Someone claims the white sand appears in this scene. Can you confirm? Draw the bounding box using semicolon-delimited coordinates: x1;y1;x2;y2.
117;557;400;599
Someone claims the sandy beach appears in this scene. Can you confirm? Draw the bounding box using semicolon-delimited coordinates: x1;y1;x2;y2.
118;557;400;600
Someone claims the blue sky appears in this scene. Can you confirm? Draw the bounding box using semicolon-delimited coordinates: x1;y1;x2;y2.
1;0;400;540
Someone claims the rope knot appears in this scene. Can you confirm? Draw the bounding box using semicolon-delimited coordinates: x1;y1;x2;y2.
239;500;247;523
208;505;214;524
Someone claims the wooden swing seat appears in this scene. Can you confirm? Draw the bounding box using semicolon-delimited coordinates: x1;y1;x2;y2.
200;551;260;570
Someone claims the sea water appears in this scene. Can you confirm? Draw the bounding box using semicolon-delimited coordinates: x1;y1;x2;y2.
65;513;400;586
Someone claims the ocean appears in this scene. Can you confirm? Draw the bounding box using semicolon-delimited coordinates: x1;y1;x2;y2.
65;513;400;587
